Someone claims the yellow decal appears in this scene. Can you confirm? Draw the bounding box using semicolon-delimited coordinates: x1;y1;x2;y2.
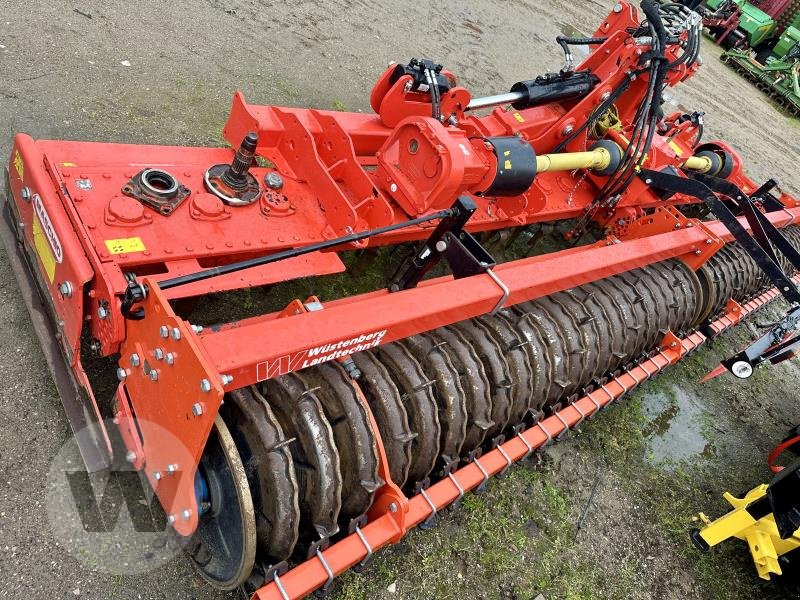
513;112;525;123
503;150;511;157
668;140;684;157
13;151;24;181
504;159;513;170
62;162;77;167
33;216;56;283
105;237;146;255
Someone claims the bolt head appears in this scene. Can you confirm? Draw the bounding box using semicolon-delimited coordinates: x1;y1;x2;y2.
20;186;31;201
166;463;178;475
171;327;181;340
165;352;175;365
125;451;137;463
200;379;212;393
562;125;574;136
58;281;74;298
731;361;754;379
153;471;162;481
182;509;192;521
601;91;611;101
98;305;109;319
191;324;204;334
435;240;448;253
221;374;234;386
167;515;175;525
89;340;102;354
130;353;140;367
116;367;127;381
390;182;398;193
149;369;159;382
191;403;204;416
265;172;284;190
154;348;164;361
159;325;169;338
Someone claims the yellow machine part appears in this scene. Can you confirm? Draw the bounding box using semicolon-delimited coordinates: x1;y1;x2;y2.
694;484;800;580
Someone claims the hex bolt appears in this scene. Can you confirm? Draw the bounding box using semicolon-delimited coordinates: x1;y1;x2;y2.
116;367;127;381
58;281;74;298
125;451;137;463
89;340;102;354
98;305;110;319
154;348;164;360
562;124;574;136
153;471;162;481
388;503;398;513
166;463;178;475
130;353;141;367
390;182;398;193
171;327;181;340
191;402;204;417
265;172;284;190
165;352;175;365
435;240;448;253
182;509;192;521
159;325;169;338
149;369;159;382
200;379;212;393
167;514;176;525
20;187;31;201
601;91;611;101
221;374;234;386
191;324;204;334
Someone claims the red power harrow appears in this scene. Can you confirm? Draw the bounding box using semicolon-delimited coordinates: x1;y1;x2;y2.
4;2;800;598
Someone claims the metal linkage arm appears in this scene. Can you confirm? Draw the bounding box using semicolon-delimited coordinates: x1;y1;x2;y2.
389;196;495;292
641;169;800;305
643;169;800;378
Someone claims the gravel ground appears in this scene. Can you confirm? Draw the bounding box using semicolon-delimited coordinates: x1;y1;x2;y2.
1;1;799;599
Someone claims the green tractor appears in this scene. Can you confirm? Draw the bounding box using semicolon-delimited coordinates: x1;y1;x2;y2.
721;26;800;116
702;0;800;115
704;0;780;48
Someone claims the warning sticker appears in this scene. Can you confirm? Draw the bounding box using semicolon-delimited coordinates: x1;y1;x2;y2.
105;237;146;255
13;151;24;181
33;215;56;283
513;113;525;123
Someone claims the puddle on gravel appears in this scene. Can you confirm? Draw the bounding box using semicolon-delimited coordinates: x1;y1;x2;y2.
641;384;716;470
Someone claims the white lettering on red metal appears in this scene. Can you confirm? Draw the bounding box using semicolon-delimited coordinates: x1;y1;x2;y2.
255;329;388;381
33;194;64;263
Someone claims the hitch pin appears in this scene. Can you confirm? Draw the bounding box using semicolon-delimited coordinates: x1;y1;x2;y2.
485;268;509;314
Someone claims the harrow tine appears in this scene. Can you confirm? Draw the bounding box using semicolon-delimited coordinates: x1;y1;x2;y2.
447;472;466;507
418;488;438;530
